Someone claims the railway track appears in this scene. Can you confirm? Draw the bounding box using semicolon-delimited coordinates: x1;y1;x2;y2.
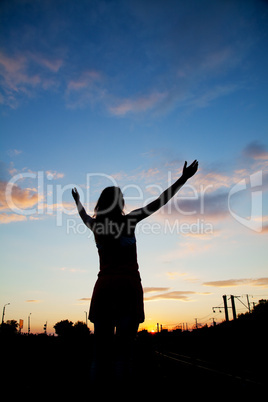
154;349;264;387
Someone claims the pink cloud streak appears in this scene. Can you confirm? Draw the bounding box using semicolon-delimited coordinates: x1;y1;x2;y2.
109;91;167;116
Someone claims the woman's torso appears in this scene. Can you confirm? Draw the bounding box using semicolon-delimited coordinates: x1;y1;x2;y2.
92;215;140;277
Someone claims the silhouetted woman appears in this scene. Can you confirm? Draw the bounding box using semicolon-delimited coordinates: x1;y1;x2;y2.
72;160;198;381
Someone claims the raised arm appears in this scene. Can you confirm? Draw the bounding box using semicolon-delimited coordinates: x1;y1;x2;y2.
72;188;94;228
128;160;198;223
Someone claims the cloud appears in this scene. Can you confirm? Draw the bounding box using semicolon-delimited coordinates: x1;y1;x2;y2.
200;47;235;72
0;169;75;223
7;149;22;157
0;50;104;110
0;50;63;108
189;84;238;109
0;181;39;211
76;297;91;305
107;146;267;235
145;290;195;301
45;170;64;180
110;171;129;181
30;53;63;73
143;287;170;293
131;167;161;182
161;167;253;222
111;9;246;117
143;286;211;301
152;149;268;231
242;141;268;161
1;0;263;115
60;267;87;273
203;277;268;288
166;271;199;283
140;168;160;180
262;224;268;233
109;91;167;116
161;241;212;262
111;166;162;188
113;161;243;222
25;300;41;303
67;70;102;91
166;272;187;280
145;290;210;302
65;70;105;108
0;213;27;224
191;171;232;192
164;190;229;222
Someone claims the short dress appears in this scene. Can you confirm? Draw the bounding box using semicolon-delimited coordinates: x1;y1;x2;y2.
88;226;145;324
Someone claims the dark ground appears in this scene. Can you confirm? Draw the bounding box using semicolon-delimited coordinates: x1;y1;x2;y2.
2;321;266;401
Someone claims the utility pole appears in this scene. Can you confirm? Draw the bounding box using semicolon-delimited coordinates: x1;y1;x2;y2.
84;311;88;327
222;295;229;322
230;295;237;320
28;313;32;334
210;318;216;327
2;303;10;324
246;294;251;313
195;318;198;329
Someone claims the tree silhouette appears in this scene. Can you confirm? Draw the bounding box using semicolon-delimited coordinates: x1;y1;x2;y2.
73;321;91;337
53;319;74;337
53;319;91;337
0;320;18;336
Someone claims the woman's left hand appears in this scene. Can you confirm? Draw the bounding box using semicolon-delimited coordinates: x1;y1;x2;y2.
182;160;198;179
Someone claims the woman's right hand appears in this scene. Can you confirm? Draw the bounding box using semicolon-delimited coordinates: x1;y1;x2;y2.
72;187;80;204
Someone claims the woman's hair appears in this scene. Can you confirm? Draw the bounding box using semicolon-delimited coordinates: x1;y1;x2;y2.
94;186;125;220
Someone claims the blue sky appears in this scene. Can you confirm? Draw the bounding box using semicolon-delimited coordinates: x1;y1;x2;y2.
1;0;268;333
